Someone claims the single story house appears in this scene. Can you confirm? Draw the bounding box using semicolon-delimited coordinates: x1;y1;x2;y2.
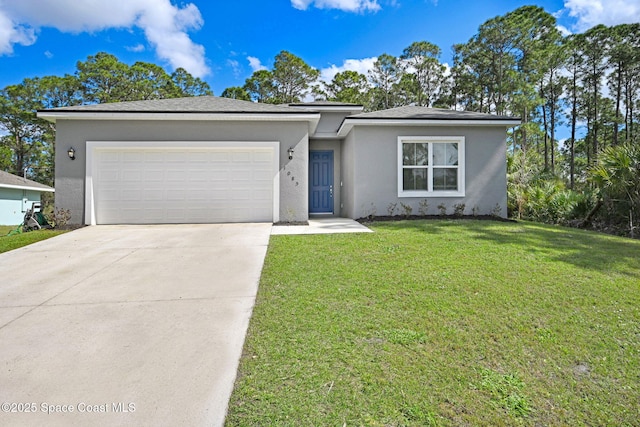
37;96;519;225
0;170;55;225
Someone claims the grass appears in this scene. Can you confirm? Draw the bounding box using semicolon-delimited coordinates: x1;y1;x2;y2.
225;220;640;426
0;225;68;254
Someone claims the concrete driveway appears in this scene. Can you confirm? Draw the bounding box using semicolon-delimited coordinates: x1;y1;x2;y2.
0;223;271;427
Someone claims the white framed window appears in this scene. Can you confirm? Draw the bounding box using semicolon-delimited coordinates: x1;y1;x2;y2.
398;136;465;197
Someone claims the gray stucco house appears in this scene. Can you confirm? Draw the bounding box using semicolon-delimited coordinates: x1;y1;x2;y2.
37;96;519;225
0;170;55;225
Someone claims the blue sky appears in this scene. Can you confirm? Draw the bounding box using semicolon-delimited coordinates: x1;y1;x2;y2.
1;0;639;96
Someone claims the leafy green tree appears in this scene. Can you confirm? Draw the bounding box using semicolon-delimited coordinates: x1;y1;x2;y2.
590;142;640;236
243;69;275;103
621;26;640;143
0;79;51;182
271;51;320;104
564;35;583;189
76;52;130;104
368;54;402;110
538;39;567;173
503;6;559;152
450;44;485;112
76;52;211;103
221;86;251;101
453;6;558;150
170;68;212;97
400;41;447;107
392;73;420;106
607;24;640;145
577;25;610;162
127;61;175;100
37;75;83;108
454;15;518;115
324;70;368;104
0;143;13;172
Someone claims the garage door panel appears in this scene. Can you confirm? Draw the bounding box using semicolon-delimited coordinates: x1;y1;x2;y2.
187;151;210;162
166;192;186;201
144;190;164;201
253;151;273;162
98;189;121;201
103;154;120;163
166;170;186;180
93;146;275;224
233;190;251;200
253;189;272;200
143;170;164;181
253;170;273;181
187;170;209;181
121;189;144;201
232;152;252;162
209;189;231;200
144;152;165;162
100;170;120;182
186;190;207;200
124;152;146;162
122;170;142;181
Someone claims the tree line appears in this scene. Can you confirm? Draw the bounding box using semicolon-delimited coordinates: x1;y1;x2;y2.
1;5;639;236
0;52;211;186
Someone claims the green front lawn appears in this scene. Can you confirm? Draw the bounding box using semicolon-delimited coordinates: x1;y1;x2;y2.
226;220;640;426
0;226;68;254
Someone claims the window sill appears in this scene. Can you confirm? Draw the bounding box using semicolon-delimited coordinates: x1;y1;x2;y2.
398;191;465;198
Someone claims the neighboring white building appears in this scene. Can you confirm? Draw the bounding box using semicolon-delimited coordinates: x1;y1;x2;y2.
0;170;55;225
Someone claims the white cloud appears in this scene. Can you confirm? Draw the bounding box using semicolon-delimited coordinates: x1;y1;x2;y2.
557;25;572;36
247;56;267;72
44;50;53;58
0;0;210;77
563;0;640;31
126;43;145;52
291;0;381;13
320;57;377;83
0;8;36;54
227;58;241;77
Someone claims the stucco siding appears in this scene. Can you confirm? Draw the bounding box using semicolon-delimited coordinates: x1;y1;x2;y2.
0;188;42;225
340;131;356;218
350;126;508;218
55;119;310;225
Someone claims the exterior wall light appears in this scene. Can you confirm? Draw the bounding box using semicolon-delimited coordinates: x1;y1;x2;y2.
288;147;294;160
68;147;76;160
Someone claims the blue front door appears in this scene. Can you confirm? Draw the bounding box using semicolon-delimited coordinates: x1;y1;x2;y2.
309;151;334;214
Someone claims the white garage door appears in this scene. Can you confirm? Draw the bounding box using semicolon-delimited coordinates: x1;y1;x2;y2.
92;146;275;224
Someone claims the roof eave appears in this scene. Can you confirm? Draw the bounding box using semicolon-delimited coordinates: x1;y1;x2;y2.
37;110;319;120
337;118;522;137
289;104;364;114
36;111;321;134
0;183;55;192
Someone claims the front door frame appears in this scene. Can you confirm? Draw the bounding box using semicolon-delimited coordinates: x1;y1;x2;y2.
309;150;334;214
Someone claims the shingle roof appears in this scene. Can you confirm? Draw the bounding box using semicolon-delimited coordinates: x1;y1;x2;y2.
0;170;55;192
348;106;519;121
289;101;363;108
39;96;314;114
